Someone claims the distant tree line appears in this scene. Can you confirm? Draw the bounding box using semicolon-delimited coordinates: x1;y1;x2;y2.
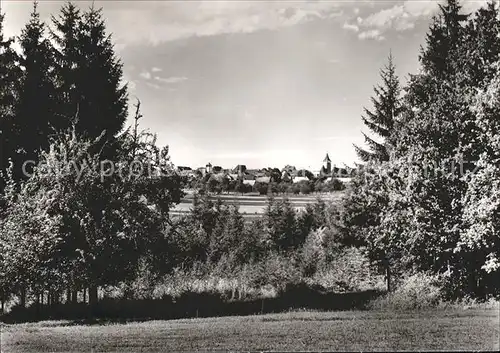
189;173;346;195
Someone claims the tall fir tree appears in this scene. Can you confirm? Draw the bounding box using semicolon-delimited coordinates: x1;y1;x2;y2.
76;3;128;141
50;1;81;131
14;1;58;180
51;2;128;151
0;12;21;192
403;1;468;123
461;0;500;87
420;0;468;80
354;52;401;163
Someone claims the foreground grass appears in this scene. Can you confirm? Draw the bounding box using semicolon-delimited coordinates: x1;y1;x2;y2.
2;308;498;352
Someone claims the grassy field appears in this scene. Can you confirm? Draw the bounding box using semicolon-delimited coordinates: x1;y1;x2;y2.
2;308;498;352
171;192;344;218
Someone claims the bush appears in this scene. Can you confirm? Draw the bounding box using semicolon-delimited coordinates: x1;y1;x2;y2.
313;247;383;293
249;252;302;292
299;181;313;194
328;178;345;191
253;182;268;195
300;228;326;277
289;184;301;195
368;272;442;311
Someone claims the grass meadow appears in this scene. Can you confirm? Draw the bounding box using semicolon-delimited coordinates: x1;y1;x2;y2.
2;308;498;352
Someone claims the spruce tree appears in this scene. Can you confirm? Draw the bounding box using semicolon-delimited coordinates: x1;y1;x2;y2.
50;1;82;130
420;0;468;80
14;1;58;179
77;4;128;142
354;52;401;163
462;0;500;86
0;12;21;192
51;2;128;150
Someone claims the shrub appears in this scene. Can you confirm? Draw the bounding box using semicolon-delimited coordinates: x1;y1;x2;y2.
249;252;302;292
328;178;345;191
300;228;326;277
299;181;312;194
368;272;442;311
288;184;300;195
313;247;383;293
253;182;268;195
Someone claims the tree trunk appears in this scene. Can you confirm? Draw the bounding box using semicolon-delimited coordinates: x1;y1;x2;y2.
20;287;26;308
35;293;41;319
72;290;78;304
89;286;98;314
66;288;71;303
386;265;391;293
49;290;56;306
83;288;86;305
54;290;60;305
1;299;4;314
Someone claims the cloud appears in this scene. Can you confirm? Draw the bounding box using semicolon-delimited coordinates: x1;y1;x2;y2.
154;76;189;84
138;69;188;86
402;1;441;17
345;1;437;40
342;22;359;32
103;1;352;46
145;82;162;90
358;29;385;41
2;1;354;48
350;0;490;41
363;5;406;29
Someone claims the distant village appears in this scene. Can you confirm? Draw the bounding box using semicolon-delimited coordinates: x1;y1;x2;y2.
176;153;355;188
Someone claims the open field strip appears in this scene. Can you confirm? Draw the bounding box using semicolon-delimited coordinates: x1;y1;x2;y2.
171;192;344;216
180;191;344;201
2;308;498;352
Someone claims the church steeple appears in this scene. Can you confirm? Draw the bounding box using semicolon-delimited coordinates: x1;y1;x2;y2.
322;153;332;175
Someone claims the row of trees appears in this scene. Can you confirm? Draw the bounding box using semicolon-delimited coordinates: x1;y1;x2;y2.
193;174;345;195
344;0;500;298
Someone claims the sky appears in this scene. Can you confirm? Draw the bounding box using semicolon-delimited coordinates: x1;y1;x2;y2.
1;0;492;170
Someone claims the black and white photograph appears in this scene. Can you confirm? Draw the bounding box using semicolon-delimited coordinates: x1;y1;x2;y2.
0;0;499;351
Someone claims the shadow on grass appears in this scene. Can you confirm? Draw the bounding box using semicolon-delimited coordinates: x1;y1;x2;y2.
1;283;383;324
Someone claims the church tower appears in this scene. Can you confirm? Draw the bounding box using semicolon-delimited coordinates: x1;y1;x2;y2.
323;153;332;175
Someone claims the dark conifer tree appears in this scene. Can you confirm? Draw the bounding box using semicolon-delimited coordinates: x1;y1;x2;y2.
14;1;58;180
76;4;128;142
50;1;82;131
0;12;21;192
51;2;127;152
354;53;401;163
462;0;500;86
420;0;468;80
